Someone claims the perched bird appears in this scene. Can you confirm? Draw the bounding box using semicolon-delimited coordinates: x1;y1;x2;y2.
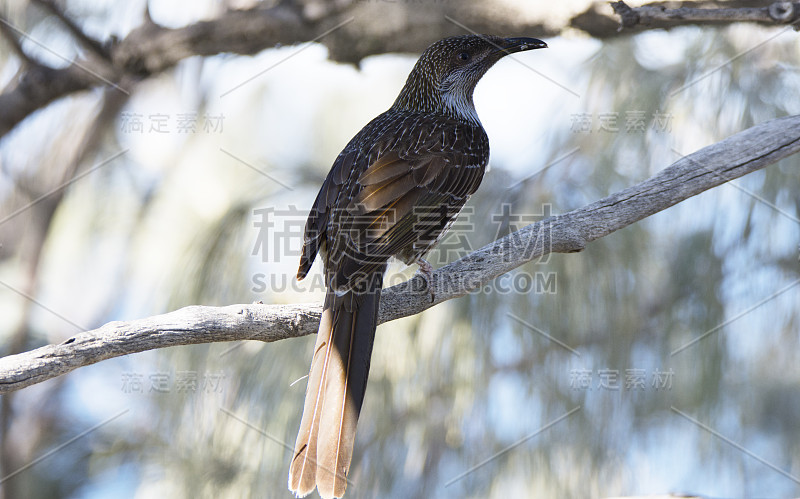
289;34;547;498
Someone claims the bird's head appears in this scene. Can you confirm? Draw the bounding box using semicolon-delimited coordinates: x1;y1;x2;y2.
392;35;547;122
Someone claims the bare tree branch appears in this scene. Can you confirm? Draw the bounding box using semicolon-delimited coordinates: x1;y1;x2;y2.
3;1;796;139
1;114;798;394
30;0;111;60
0;2;317;138
611;1;800;31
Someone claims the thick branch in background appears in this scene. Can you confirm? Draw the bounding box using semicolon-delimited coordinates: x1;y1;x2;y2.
0;1;314;138
1;1;798;139
611;0;800;30
1;114;798;394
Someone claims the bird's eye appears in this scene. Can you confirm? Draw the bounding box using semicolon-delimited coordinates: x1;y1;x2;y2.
457;51;471;62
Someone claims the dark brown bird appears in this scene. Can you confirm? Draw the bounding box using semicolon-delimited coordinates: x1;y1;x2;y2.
289;34;547;498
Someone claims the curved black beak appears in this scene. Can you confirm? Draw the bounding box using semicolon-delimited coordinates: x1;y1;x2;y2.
496;37;547;55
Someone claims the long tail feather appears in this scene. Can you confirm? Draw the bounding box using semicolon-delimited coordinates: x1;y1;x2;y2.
289;282;382;498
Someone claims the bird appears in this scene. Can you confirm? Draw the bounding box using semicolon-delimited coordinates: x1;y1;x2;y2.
288;34;547;499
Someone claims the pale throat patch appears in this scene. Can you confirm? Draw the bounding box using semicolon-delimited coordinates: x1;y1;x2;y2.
442;88;481;125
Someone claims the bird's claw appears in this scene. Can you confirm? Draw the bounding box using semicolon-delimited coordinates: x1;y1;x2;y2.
414;258;435;303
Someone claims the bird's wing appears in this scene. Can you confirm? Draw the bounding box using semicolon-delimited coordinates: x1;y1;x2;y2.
324;116;488;290
297;148;357;280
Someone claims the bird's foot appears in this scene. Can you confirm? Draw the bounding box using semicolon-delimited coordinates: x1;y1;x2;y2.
414;258;435;303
